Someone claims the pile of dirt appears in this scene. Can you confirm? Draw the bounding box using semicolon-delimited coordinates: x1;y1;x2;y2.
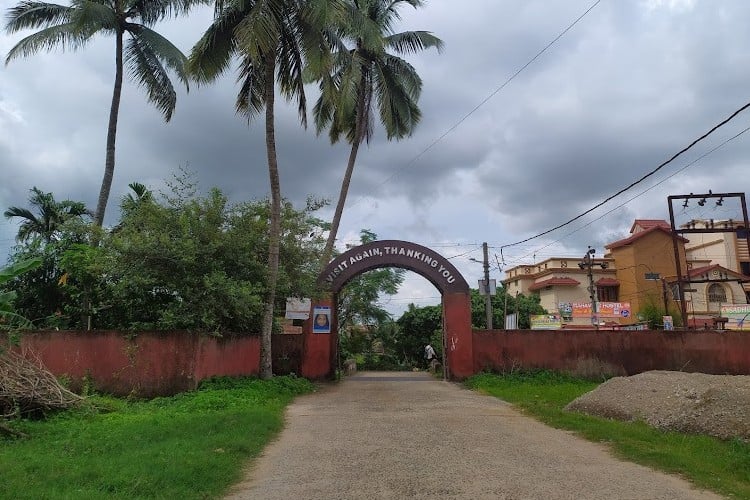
565;370;750;441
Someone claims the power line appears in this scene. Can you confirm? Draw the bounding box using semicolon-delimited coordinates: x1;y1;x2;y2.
344;0;604;219
499;101;750;258
499;123;750;265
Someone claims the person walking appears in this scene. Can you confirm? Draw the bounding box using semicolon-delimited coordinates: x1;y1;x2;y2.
424;343;437;370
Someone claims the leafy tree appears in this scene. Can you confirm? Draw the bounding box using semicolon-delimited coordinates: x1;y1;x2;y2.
395;302;441;365
336;230;404;334
1;220;96;328
0;257;42;344
188;0;335;378
99;185;327;332
120;181;154;217
638;294;682;329
4;187;89;243
1;178;328;333
5;0;202;226
311;0;443;268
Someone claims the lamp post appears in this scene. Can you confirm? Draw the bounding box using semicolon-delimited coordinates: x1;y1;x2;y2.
579;247;607;330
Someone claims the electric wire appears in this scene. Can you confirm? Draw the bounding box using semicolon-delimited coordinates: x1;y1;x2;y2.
499;106;750;261
501;124;750;266
343;0;604;220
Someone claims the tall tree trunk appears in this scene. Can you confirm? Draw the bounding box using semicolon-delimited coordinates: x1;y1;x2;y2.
318;72;368;271
260;56;279;380
95;27;124;227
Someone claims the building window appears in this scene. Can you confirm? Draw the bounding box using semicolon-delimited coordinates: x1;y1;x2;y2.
707;283;727;312
560;261;568;268
598;286;619;302
741;261;750;276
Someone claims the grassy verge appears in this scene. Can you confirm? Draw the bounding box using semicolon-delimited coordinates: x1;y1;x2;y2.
466;371;750;499
1;375;315;499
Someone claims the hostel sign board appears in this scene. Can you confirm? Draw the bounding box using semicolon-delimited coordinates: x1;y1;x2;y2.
571;302;631;319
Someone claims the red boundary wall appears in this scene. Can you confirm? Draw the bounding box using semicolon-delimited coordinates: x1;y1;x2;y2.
473;329;750;375
16;330;332;397
13;329;750;398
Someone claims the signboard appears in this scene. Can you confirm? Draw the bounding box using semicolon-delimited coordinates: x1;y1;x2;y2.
530;314;562;330
571;302;592;318
571;302;631;318
505;313;518;329
598;302;631;319
312;306;331;334
285;297;311;320
478;279;497;296
663;315;673;331
720;304;750;331
558;302;573;320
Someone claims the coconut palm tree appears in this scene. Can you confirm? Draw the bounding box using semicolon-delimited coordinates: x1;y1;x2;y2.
4;187;90;243
4;0;202;227
311;0;442;268
189;0;335;378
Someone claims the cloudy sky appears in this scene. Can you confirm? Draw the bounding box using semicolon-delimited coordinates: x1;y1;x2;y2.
2;0;750;315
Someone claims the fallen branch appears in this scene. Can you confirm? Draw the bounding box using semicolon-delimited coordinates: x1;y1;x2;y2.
0;421;27;439
1;348;84;416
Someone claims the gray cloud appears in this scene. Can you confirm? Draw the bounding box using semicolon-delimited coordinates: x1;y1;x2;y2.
2;0;750;315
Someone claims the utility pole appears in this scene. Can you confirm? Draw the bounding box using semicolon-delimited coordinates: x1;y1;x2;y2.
579;247;606;330
661;278;669;317
483;242;493;330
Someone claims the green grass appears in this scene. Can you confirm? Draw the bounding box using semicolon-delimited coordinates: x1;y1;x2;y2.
466;371;750;499
1;375;315;499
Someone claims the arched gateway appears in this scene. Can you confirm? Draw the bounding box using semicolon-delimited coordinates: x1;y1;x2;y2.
315;240;474;379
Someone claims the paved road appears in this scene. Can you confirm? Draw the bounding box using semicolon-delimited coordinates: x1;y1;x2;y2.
225;371;721;500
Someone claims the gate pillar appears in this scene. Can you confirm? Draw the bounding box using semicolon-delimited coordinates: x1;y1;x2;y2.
443;292;474;379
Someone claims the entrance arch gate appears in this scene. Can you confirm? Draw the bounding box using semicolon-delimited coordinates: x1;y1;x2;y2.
314;240;474;379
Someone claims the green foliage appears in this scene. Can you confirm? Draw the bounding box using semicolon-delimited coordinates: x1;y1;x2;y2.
638;294;682;329
0;376;314;499
0;257;42;343
467;372;750;499
471;287;546;329
3;177;327;332
337;230;405;334
395;303;442;365
3;186;90;243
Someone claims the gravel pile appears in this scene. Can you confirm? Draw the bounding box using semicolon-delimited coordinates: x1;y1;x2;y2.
565;370;750;441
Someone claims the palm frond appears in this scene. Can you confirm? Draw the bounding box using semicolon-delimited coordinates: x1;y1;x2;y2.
373;55;420;139
125;0;208;25
382;52;420;98
385;30;443;55
124;29;178;121
235;53;265;120
234;0;284;60
5;1;72;32
129;24;189;89
187;6;242;84
276;22;307;127
5;22;91;63
3;206;38;223
70;0;119;32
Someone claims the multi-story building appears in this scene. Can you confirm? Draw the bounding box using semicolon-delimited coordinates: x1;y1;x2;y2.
502;219;749;328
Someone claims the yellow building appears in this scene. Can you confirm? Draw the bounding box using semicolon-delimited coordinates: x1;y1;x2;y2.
502;219;750;328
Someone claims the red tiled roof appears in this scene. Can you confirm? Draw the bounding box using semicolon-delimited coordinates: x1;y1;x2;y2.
687;264;750;281
528;277;580;291
595;277;620;286
630;219;670;233
606;226;688;250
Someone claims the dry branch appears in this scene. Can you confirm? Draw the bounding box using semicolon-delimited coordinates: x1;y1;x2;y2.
1;348;83;417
